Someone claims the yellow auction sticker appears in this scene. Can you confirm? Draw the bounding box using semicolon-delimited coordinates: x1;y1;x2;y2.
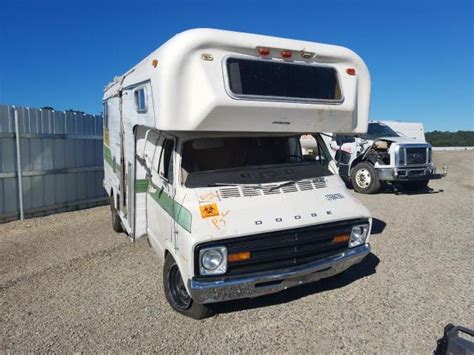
200;203;219;218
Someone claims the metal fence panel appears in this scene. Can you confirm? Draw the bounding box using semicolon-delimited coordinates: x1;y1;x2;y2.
0;105;107;223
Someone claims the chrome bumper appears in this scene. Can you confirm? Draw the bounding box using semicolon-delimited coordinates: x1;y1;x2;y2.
377;167;441;181
188;244;370;304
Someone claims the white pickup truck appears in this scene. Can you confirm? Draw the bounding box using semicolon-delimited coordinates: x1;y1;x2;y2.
329;121;443;194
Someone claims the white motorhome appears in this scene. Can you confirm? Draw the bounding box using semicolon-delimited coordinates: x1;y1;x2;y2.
103;28;372;319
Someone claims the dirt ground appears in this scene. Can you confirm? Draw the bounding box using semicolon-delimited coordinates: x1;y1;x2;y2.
1;150;473;353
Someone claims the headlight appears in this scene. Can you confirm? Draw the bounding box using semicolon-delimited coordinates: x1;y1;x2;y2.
349;224;370;248
199;247;227;275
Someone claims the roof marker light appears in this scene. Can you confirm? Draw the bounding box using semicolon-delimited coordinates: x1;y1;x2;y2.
281;50;292;59
258;47;270;56
201;53;214;61
152;59;158;68
346;68;356;76
301;51;313;59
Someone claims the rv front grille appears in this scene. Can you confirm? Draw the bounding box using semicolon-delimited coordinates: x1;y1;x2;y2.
194;218;368;278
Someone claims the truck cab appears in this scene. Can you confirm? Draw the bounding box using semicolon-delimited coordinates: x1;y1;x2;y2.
331;121;442;193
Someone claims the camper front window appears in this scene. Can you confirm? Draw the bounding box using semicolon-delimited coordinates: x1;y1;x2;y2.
181;136;332;188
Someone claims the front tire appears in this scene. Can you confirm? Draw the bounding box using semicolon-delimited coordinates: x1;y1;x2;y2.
163;253;213;319
351;162;381;194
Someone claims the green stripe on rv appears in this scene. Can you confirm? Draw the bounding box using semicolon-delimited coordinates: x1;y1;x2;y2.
103;144;113;167
103;144;120;173
135;179;149;193
148;181;192;233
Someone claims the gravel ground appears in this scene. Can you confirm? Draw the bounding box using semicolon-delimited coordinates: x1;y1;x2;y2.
1;151;473;353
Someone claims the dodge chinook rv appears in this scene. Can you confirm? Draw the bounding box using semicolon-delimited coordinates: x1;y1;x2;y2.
103;28;372;319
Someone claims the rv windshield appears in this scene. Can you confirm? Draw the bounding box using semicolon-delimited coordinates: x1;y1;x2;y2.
181;136;333;188
360;123;399;139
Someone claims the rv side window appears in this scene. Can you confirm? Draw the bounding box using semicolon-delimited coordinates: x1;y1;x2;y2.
159;139;174;183
134;87;147;113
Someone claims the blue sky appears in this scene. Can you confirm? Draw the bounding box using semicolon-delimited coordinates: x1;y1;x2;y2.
0;0;472;131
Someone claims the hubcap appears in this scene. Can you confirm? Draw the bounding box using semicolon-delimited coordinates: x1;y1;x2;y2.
168;264;192;310
355;168;372;188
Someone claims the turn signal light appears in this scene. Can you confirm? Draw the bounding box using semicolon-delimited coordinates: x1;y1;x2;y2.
228;251;251;262
332;234;350;244
281;50;292;59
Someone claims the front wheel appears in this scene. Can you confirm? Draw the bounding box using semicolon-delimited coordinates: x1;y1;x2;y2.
351;162;381;194
163;254;213;319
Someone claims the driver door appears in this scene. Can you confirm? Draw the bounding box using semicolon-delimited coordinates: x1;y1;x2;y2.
146;135;176;251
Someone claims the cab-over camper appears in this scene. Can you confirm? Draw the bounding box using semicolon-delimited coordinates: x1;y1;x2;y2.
103;28;372;318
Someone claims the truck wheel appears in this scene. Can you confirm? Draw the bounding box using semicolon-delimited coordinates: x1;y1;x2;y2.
163;253;213;320
110;195;123;233
351;162;381;194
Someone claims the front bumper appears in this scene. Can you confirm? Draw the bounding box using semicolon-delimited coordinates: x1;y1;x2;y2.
377;167;443;182
188;243;370;304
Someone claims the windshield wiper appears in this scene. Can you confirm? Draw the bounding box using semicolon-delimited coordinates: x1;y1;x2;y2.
269;179;306;192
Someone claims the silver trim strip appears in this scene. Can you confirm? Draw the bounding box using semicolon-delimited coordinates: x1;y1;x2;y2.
0;166;103;179
0;133;103;140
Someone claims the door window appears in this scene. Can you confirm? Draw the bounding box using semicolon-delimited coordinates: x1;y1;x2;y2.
143;130;160;168
159;139;175;183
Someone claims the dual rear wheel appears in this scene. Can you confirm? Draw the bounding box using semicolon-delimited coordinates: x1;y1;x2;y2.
110;195;123;233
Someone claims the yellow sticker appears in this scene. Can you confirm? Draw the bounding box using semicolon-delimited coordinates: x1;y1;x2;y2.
200;203;219;218
104;129;110;146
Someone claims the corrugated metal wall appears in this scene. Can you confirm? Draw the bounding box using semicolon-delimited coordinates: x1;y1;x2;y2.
0;105;107;223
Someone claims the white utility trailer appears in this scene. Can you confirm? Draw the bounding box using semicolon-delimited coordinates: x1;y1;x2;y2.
103;28;372;318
